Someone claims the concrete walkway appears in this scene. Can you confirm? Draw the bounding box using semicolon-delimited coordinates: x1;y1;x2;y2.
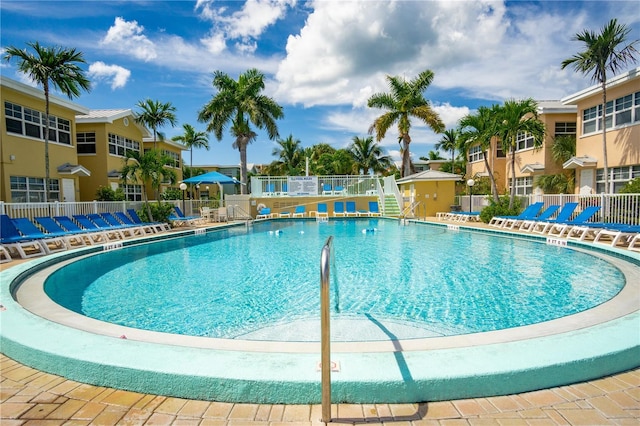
1;354;638;425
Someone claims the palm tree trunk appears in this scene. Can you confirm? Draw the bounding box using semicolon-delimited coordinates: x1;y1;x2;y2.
483;152;500;202
190;147;194;199
43;82;51;203
508;147;517;209
239;143;248;195
402;135;411;177
601;82;609;193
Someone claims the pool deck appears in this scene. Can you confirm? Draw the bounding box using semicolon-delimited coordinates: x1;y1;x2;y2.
1;218;639;424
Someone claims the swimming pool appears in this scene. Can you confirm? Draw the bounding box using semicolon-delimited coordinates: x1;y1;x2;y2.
44;219;624;341
2;219;639;403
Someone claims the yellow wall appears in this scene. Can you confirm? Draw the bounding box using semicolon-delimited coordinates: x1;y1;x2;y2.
573;82;640;167
77;117;144;200
398;180;457;216
1;84;84;202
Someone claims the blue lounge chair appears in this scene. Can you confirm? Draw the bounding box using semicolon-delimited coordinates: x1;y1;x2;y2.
34;217;89;247
345;201;358;216
11;217;69;253
322;184;332;195
126;209;170;232
368;201;382;217
529;202;579;234
504;204;560;230
1;214;48;259
333;201;345;217
264;183;276;196
545;206;602;237
100;212;147;237
170;206;203;226
256;207;272;219
489;202;544;227
311;203;328;218
53;216;110;244
73;214;124;240
293;205;306;217
87;213;138;238
114;212;156;235
334;185;346;195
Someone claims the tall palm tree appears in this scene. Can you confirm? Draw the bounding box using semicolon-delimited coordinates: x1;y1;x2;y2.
198;68;284;194
121;149;176;221
367;70;445;177
458;106;500;202
172;124;209;197
348;136;392;175
435;129;459;171
494;99;545;209
271;134;303;175
4;42;91;202
134;99;177;149
561;18;638;193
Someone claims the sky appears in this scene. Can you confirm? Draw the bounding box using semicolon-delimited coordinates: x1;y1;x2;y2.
2;0;639;168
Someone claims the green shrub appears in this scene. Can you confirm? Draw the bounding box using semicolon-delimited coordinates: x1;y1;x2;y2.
138;202;175;224
620;177;640;194
161;188;182;200
479;195;521;223
95;186;125;201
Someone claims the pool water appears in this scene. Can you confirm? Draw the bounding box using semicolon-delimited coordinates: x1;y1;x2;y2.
44;219;625;341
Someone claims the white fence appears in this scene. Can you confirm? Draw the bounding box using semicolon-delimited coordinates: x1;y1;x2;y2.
457;193;640;226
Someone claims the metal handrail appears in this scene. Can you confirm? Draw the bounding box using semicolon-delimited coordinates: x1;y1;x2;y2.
400;200;421;218
320;236;333;423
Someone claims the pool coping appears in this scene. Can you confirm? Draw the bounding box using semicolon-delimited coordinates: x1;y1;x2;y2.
1;220;639;403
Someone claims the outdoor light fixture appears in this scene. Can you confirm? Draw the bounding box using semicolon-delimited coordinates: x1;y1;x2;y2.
179;182;187;213
467;178;475;213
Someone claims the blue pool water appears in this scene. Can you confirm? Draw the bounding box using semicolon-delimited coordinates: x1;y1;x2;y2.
44;219;625;341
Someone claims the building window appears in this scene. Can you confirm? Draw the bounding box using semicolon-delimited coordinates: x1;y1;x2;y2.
162;150;181;168
122;184;142;201
496;142;506;158
515;132;536;151
77;132;97;154
469;145;483;163
9;176;60;202
596;165;640;193
4;101;71;144
108;133;140;157
510;176;533;195
582;91;640;135
555;122;576;135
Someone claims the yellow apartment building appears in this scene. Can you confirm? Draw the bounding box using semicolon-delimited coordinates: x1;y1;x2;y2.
1;76;90;203
141;137;185;199
562;67;640;194
466;67;639;196
466;101;577;196
76;109;150;201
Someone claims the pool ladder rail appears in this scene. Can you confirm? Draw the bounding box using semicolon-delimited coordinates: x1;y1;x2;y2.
320;236;333;423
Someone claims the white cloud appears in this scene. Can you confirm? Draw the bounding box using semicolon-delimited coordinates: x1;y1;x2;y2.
88;61;131;90
196;0;296;54
101;17;157;61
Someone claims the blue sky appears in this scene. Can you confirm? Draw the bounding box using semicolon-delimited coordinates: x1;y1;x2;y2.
2;0;639;167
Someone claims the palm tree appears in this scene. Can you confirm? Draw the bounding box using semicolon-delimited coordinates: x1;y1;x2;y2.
349;136;392;175
561;18;638;193
4;42;91;202
367;70;445;177
458;106;500;202
271;134;303;175
435;129;459;171
198;68;284;194
134;99;177;149
172;124;209;198
494;99;545;209
121;149;176;221
535;134;577;194
421;150;445;161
